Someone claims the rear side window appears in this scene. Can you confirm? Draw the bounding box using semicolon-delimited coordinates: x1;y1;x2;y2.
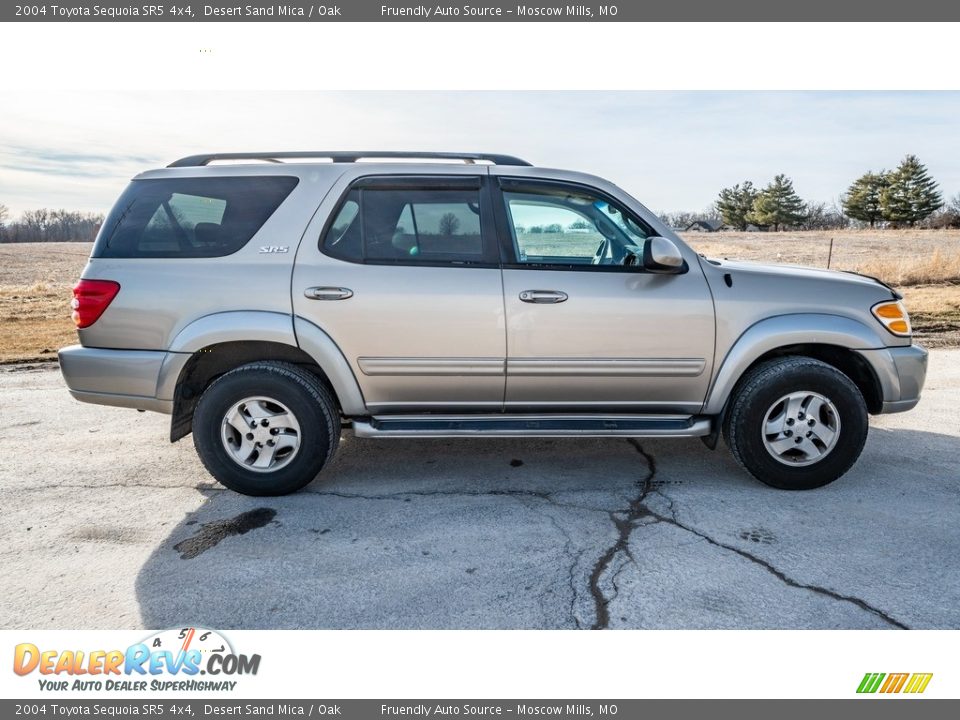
93;176;299;258
322;178;493;265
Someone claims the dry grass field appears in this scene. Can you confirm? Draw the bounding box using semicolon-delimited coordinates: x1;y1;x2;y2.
682;229;960;346
681;229;960;286
0;243;91;363
1;230;958;364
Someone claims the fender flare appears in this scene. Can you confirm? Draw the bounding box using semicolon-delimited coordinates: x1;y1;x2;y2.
158;311;297;400
168;310;296;353
293;316;367;415
157;311;367;416
702;313;888;415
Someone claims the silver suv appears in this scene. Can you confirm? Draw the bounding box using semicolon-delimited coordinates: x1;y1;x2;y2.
59;152;928;495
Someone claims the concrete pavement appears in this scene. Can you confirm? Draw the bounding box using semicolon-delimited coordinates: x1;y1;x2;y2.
1;351;958;629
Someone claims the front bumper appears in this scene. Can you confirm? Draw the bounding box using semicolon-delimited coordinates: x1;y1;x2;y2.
856;343;928;414
58;345;181;414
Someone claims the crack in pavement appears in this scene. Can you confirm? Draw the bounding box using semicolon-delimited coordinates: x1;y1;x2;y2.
539;509;585;629
587;438;656;629
305;488;614;515
646;489;910;630
34;443;908;629
312;486;609;630
471;488;586;629
585;438;910;630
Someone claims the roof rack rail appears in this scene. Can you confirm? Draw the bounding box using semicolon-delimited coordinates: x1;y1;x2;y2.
168;151;532;168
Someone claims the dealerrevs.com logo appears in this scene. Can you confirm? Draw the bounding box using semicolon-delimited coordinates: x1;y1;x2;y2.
857;672;933;695
13;627;261;692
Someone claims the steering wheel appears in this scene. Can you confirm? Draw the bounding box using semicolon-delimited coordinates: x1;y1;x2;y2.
591;237;610;265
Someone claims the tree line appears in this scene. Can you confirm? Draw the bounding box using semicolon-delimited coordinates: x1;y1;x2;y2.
2;156;958;243
663;154;959;231
0;205;104;243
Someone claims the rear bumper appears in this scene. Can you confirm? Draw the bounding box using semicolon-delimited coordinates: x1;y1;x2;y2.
857;344;928;414
58;345;176;414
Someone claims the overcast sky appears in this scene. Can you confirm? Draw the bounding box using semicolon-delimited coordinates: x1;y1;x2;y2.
2;91;959;216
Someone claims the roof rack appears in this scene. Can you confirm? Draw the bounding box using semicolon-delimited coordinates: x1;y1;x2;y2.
167;151;532;168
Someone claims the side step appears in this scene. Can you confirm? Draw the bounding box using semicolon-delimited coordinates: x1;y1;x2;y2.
353;414;712;439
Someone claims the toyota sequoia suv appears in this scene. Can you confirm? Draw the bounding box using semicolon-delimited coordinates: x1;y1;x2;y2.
59;151;928;495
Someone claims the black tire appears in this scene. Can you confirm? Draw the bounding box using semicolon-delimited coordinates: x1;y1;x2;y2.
193;361;340;496
722;356;868;490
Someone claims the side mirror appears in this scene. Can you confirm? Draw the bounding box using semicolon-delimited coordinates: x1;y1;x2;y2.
642;236;685;274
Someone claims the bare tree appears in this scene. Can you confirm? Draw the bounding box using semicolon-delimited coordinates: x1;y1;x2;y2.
659;206;723;229
925;193;960;229
21;208;50;236
801;201;849;230
438;212;460;236
0;207;104;243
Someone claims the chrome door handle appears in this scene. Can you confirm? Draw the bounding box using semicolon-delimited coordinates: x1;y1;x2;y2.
519;290;568;304
305;286;353;301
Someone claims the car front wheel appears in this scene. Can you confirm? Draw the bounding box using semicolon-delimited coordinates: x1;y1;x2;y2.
723;356;869;490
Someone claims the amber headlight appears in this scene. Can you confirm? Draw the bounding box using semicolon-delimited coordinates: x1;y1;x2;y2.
872;300;912;337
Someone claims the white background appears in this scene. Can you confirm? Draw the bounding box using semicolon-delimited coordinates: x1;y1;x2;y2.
0;629;954;699
0;23;958;90
1;20;957;700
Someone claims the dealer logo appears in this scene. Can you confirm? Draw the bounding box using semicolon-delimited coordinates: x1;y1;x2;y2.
13;627;260;692
857;672;933;694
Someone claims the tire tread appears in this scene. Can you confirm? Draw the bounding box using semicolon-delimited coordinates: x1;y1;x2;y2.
722;356;867;490
193;361;340;495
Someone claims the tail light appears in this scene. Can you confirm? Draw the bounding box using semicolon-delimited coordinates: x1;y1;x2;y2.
71;279;120;329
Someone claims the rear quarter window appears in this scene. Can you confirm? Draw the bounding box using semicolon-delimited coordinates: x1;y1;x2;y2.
93;176;299;258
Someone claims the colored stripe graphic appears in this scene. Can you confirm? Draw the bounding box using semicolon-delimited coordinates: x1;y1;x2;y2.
857;673;886;693
857;672;932;694
904;673;933;694
880;673;909;693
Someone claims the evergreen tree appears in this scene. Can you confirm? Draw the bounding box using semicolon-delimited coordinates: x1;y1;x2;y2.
747;175;808;231
843;171;889;227
715;181;758;231
881;155;943;226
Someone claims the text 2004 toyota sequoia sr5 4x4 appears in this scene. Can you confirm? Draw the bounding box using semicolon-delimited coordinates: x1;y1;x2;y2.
59;152;927;496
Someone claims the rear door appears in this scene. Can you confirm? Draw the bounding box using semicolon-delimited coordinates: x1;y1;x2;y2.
493;176;715;414
292;174;506;412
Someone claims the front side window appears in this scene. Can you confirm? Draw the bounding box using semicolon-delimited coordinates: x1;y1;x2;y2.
323;179;490;265
501;182;650;267
94;176;299;258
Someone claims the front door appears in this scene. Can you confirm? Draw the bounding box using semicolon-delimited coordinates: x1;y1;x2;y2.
292;174;506;412
494;177;715;414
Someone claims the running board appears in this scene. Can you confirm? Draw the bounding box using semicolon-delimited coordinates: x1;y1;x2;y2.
352;414;712;439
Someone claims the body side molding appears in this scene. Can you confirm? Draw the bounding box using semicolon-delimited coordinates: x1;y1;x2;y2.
508;358;705;377
358;358;505;376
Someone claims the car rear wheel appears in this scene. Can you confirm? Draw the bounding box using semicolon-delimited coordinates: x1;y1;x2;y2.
193;361;340;496
723;356;868;490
